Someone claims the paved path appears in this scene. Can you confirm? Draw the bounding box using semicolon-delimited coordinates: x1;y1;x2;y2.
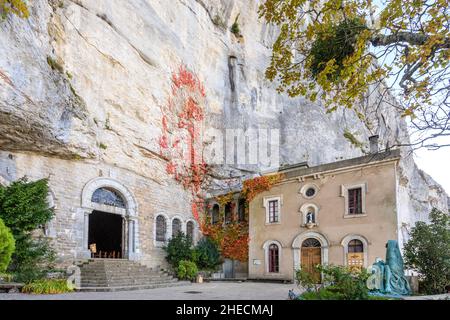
0;281;296;300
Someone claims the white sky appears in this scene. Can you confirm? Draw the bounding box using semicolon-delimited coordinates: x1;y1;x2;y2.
413;140;450;195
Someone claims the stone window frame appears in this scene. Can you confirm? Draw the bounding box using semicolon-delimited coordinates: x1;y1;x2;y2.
153;213;170;247
340;182;368;218
299;183;320;200
262;240;283;275
210;202;220;225
170;215;184;238
185;219;198;244
263;195;283;225
299;203;320;227
340;234;369;268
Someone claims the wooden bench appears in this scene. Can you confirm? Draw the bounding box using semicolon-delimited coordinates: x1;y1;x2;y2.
0;283;25;293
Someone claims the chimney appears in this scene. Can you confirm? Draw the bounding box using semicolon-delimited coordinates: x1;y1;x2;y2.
369;135;379;154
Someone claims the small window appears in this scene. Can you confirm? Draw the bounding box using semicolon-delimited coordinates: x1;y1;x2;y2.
91;187;126;208
155;215;167;242
301;184;319;199
186;221;194;240
238;199;246;222
348;239;364;253
225;203;233;224
305;188;316;198
172;218;182;237
348;188;362;214
268;200;279;223
212;204;220;224
268;244;279;273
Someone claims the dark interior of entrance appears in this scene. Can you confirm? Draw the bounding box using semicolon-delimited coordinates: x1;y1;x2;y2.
88;211;123;259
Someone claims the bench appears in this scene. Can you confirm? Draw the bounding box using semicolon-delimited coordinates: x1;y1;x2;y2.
0;283;25;293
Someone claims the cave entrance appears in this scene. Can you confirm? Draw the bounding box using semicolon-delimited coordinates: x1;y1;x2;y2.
88;210;124;259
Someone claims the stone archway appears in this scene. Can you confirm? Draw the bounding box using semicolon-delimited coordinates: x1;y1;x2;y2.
292;231;329;273
80;177;140;261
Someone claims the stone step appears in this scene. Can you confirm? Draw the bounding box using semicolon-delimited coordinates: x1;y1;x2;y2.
81;276;174;282
80;278;179;287
81;270;169;277
77;259;181;291
76;281;191;292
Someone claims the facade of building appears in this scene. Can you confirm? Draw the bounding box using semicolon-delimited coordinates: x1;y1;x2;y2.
248;149;403;281
0;151;200;270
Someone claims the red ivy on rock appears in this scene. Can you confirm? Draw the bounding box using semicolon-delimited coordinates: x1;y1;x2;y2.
159;65;208;223
202;174;285;262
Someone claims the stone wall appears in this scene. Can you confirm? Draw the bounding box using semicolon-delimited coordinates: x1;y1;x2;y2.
0;150;196;269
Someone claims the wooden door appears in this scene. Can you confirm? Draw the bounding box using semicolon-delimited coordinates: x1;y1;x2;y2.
301;247;322;283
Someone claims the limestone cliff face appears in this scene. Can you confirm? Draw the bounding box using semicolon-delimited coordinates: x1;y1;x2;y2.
0;1;447;233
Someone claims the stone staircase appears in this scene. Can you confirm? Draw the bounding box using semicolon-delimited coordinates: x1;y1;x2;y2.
77;259;190;292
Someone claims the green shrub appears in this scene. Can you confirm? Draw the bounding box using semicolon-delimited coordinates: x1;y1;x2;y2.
319;265;369;300
176;260;198;281
0;273;14;282
297;265;370;300
0;178;56;282
0;177;53;235
0;217;15;273
403;208;450;294
11;235;56;283
22;279;73;295
193;237;221;271
295;268;320;292
298;288;343;300
230;14;240;35
163;232;193;270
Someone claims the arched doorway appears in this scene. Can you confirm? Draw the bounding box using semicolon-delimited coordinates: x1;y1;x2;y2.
292;231;329;282
80;178;139;260
301;238;322;282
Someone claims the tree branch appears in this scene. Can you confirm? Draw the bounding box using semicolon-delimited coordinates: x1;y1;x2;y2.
371;32;450;48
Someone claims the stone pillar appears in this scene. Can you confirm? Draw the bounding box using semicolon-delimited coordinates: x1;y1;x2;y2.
79;209;92;259
127;217;140;261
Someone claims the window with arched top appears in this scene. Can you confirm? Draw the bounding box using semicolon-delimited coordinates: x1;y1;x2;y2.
155;215;167;242
186;221;194;240
268;244;279;273
302;238;321;248
224;203;233;224
91;187;126;208
172;218;182;237
348;239;364;253
212;204;220;224
341;235;368;269
238;198;246;222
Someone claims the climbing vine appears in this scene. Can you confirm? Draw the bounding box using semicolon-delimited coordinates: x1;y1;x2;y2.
242;173;285;204
159;65;285;262
159;65;209;224
202;173;285;262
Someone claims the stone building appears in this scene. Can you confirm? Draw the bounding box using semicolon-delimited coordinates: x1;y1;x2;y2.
0;152;200;269
248;147;410;281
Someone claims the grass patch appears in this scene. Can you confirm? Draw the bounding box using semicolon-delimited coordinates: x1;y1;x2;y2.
22;279;73;295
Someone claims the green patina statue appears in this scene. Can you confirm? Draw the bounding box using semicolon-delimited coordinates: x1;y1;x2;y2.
367;240;411;296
